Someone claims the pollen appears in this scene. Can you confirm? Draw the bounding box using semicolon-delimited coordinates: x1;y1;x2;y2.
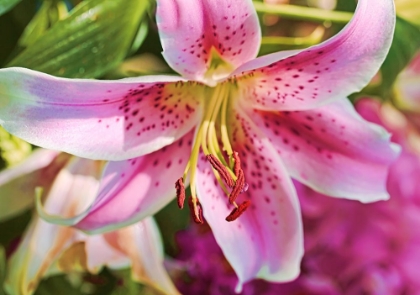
226;200;251;222
206;154;235;187
175;177;186;209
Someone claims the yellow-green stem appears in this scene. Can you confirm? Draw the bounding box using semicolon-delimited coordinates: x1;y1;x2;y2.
253;2;353;24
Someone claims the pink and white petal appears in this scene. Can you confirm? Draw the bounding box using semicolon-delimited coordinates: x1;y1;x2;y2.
5;157;107;295
156;0;260;82
0;149;64;221
40;157;103;216
103;218;181;295
196;109;303;290
0;67;203;160
247;98;400;202
83;234;131;272
233;0;395;111
4;219;78;295
44;131;194;233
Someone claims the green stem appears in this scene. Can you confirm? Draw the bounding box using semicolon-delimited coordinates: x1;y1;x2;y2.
261;26;325;47
253;2;353;24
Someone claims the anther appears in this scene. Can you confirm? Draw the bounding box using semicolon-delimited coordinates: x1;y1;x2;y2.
206;154;235;187
228;169;245;204
175;177;186;209
188;197;204;224
232;151;241;176
226;200;251;222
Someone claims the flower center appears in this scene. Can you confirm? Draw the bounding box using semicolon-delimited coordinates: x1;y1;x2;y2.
176;82;250;224
201;48;235;87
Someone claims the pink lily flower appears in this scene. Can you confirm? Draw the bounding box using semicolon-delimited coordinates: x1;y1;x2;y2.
0;0;397;290
0;152;179;295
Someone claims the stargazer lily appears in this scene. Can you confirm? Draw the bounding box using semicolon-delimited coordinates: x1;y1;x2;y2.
0;0;397;290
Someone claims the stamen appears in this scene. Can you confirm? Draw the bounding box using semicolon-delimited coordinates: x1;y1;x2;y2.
232;151;249;193
175;177;186;209
220;84;233;157
226;200;251;222
232;151;241;176
228;169;245;204
206;154;235;188
188;197;204;224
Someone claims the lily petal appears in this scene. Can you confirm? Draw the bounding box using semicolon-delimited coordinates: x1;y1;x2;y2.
4;157;102;295
0;67;202;160
102;218;181;295
40;131;194;233
196;109;303;291
248;98;400;202
0;149;68;222
156;0;261;82
234;0;395;111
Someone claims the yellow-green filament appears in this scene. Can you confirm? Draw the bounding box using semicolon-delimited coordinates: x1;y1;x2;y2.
220;84;234;165
182;81;239;201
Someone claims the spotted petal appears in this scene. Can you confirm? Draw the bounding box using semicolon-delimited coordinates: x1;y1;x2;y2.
0;67;202;160
233;0;395;111
196;108;303;291
156;0;261;82
248;98;400;202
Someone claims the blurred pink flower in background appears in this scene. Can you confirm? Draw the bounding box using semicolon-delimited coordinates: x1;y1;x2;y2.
0;153;179;295
172;98;420;295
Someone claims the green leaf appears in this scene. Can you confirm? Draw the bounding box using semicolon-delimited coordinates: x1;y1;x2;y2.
34;275;82;295
110;270;162;295
0;0;22;16
0;246;6;295
155;198;190;257
18;0;70;47
0;210;31;247
379;16;420;98
7;0;151;78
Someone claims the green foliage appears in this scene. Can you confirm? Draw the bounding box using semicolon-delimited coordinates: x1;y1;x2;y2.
0;0;21;16
0;247;6;295
379;16;420;98
155;199;190;257
0;210;31;247
7;0;151;78
17;0;69;48
34;276;81;295
111;269;162;295
0;127;32;168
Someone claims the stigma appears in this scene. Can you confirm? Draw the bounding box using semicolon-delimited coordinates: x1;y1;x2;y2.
175;82;251;224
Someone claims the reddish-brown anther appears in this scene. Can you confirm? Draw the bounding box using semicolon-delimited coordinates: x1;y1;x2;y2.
175;177;186;209
188;197;204;224
206;154;235;187
228;169;245;204
226;200;251;222
232;151;241;176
